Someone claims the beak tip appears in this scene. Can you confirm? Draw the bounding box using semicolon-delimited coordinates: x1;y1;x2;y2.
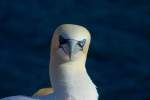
69;53;72;60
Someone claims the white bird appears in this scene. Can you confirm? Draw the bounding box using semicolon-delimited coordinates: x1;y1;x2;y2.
0;24;99;100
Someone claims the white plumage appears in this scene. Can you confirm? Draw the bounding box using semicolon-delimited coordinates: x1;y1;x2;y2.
0;24;98;100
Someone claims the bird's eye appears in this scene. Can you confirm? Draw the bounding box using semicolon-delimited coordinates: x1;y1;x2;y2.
78;39;86;48
59;35;67;45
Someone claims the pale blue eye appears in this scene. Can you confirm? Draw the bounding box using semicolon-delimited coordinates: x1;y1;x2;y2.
59;35;67;45
78;39;86;48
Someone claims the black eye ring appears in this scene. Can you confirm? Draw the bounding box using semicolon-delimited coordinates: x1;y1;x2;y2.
78;39;86;48
59;35;67;45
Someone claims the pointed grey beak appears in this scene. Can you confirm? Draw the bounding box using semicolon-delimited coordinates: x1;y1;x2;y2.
67;40;80;60
59;36;85;60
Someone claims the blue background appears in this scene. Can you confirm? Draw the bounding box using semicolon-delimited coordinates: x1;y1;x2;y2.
0;0;149;100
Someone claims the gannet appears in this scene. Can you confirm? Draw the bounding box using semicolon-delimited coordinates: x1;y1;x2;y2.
0;24;99;100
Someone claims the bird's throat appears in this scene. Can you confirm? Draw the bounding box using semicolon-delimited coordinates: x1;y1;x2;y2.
50;60;86;89
49;61;97;100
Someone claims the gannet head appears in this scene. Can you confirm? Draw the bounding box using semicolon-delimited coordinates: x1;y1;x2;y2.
51;24;91;62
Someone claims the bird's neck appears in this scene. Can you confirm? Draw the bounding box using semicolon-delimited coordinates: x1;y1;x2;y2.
49;59;98;100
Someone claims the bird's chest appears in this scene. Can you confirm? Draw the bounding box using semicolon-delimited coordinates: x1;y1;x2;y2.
58;91;96;100
64;95;96;100
61;95;89;100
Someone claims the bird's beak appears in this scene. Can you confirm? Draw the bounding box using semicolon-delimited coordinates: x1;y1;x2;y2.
59;38;83;60
67;40;78;60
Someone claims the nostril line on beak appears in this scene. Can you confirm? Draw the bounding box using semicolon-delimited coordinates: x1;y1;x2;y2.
60;39;82;60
